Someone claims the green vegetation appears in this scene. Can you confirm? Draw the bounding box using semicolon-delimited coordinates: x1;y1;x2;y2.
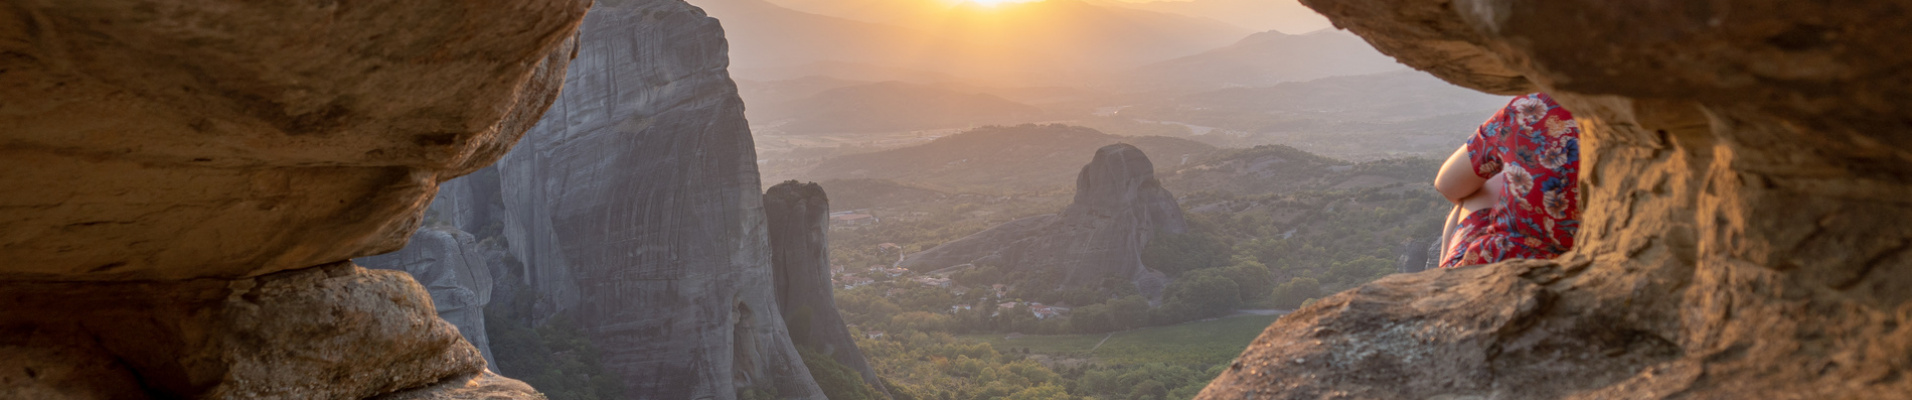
797;346;883;400
964;314;1280;367
486;282;626;400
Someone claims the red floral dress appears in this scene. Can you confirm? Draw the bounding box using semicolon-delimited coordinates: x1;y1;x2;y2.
1442;93;1581;268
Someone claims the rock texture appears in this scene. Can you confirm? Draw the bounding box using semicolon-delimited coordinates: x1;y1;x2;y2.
468;0;826;397
1199;1;1912;399
0;263;488;399
0;0;588;282
900;144;1188;296
764;181;890;396
0;0;588;398
356;227;501;370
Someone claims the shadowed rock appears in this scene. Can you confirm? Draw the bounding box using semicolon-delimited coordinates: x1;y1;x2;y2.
1198;1;1912;399
764;181;890;397
473;0;826;397
900;143;1188;297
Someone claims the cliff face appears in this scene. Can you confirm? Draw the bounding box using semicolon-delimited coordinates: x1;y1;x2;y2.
900;144;1188;296
476;0;825;398
356;227;501;371
0;0;587;398
1199;1;1912;399
764;181;889;396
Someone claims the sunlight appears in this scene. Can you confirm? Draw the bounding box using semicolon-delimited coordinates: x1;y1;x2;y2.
960;0;1038;7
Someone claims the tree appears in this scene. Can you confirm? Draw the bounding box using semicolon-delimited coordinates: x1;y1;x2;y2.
1271;277;1322;309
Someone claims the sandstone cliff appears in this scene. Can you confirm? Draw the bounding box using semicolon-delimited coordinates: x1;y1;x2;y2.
764;181;890;397
470;0;826;397
0;0;588;398
900;144;1188;297
356;227;501;371
1198;1;1912;399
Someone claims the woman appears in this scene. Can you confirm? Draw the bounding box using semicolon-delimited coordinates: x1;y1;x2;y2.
1435;93;1582;268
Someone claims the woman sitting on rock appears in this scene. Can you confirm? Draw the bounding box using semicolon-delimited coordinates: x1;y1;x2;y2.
1435;93;1583;268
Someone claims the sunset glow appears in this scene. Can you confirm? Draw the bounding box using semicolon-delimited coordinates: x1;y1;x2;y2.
962;0;1038;7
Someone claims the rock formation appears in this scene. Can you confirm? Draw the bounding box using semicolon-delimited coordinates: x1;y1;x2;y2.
1198;1;1912;399
0;0;587;398
356;227;501;371
900;144;1188;297
446;0;826;397
764;181;890;396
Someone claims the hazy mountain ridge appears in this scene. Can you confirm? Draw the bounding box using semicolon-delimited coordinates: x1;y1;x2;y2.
754;81;1047;134
1126;29;1407;91
798;124;1218;193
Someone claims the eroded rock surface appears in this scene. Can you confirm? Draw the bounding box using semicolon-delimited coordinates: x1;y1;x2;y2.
900;143;1188;297
0;0;588;282
0;263;502;399
463;0;826;397
0;0;588;398
357;227;501;370
1199;1;1912;399
765;181;890;397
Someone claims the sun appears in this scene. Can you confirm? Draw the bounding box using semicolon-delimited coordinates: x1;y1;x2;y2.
963;0;1038;7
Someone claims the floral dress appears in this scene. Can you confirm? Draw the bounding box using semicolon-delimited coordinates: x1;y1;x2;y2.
1442;93;1581;268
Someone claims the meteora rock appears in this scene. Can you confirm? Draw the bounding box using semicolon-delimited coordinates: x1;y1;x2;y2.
764;181;891;397
1197;1;1912;399
0;0;588;398
461;0;828;397
900;143;1189;298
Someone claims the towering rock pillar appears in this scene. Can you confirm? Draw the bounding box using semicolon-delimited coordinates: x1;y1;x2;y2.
486;0;824;398
898;144;1187;297
764;181;891;397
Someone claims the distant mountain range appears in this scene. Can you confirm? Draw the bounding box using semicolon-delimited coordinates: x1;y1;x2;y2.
1125;30;1406;91
795;124;1218;192
753;81;1047;134
1086;0;1332;33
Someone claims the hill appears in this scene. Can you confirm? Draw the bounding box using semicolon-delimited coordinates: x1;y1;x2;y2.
756;82;1048;134
814;179;951;211
1117;70;1510;159
1126;30;1406;91
797;124;1217;193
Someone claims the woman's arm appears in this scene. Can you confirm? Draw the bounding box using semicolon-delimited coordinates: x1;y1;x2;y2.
1434;146;1485;205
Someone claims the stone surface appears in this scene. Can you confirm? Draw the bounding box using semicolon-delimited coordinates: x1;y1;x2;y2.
372;371;543;400
357;227;501;371
0;0;588;398
900;144;1188;297
1199;1;1912;399
0;263;486;399
0;0;589;281
764;181;890;396
470;0;826;397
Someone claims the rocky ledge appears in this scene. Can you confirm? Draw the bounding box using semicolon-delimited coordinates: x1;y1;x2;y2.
1198;1;1912;399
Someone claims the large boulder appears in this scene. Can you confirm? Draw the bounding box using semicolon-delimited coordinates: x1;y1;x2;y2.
356;227;501;370
1199;1;1912;399
0;0;589;398
900;143;1188;296
0;0;587;282
764;181;890;397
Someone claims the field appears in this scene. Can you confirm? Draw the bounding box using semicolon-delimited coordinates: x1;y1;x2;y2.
960;313;1282;367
